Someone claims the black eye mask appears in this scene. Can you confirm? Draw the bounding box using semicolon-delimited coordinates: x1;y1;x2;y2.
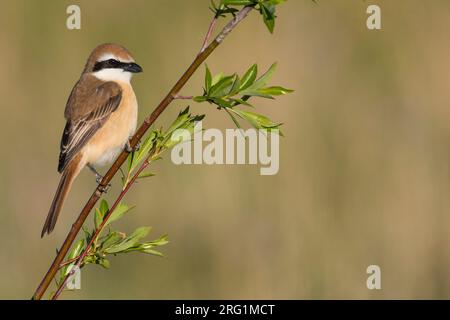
93;59;143;73
93;59;124;72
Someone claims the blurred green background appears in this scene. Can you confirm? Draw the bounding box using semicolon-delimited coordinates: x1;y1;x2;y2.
1;0;450;299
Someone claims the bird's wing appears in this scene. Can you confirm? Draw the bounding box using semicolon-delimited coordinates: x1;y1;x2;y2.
58;76;122;172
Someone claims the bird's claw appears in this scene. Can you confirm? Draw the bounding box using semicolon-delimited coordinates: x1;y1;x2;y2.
125;140;141;153
94;173;111;192
125;141;132;153
135;141;141;151
98;182;112;193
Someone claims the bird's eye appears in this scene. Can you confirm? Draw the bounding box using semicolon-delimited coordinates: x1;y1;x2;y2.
108;59;119;66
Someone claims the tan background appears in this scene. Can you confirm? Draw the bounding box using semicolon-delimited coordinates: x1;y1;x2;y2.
1;0;450;299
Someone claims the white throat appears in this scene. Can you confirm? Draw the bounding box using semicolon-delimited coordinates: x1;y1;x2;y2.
93;68;132;83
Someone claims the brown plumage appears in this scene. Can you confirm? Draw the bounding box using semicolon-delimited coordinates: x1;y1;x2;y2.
58;78;123;172
42;154;83;235
41;43;142;237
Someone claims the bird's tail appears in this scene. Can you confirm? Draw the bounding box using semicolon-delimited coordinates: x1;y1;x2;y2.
41;155;83;237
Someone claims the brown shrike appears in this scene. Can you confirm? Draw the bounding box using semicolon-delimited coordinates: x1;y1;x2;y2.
41;43;142;237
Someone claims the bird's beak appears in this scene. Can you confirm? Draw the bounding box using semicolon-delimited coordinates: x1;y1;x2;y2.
125;62;143;73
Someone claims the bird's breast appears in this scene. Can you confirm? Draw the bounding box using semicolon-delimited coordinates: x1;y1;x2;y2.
83;82;138;167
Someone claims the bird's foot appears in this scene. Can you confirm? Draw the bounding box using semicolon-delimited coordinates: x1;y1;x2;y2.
125;139;141;153
95;173;103;184
95;173;111;190
98;183;111;193
88;163;111;187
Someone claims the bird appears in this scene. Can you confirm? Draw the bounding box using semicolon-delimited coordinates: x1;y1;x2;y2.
41;43;143;237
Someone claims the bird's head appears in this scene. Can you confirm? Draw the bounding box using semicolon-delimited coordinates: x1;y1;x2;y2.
85;43;143;83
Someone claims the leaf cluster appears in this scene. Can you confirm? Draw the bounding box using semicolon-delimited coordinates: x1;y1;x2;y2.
193;63;292;131
211;0;287;33
124;107;204;186
58;199;168;287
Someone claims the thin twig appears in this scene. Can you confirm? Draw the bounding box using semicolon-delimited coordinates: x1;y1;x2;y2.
32;5;254;300
174;94;194;100
200;16;218;53
58;256;83;269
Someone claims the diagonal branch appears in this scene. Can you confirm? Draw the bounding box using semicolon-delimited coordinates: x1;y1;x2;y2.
51;148;156;299
32;5;254;300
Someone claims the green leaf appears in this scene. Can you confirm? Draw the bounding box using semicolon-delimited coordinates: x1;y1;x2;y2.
211;72;224;86
238;90;275;99
230;109;282;130
69;239;84;260
205;64;212;94
128;131;157;174
61;239;84;278
261;3;276;33
140;249;164;257
163;132;187;149
221;0;254;5
104;203;134;227
127;149;136;172
122;234;169;255
138;171;156;179
82;226;92;244
211;97;233;109
104;226;151;254
229;75;241;96
100;231;125;250
239;64;258;91
193;96;208;103
257;86;294;96
241;62;277;94
145;234;169;247
94;209;103;230
213;6;239;17
127;226;152;242
99;199;109;215
162;109;205;149
164;107;191;137
224;107;242;129
99;258;110;269
82;255;96;265
230;98;253;107
95;199;109;229
267;0;287;4
210;75;235;97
